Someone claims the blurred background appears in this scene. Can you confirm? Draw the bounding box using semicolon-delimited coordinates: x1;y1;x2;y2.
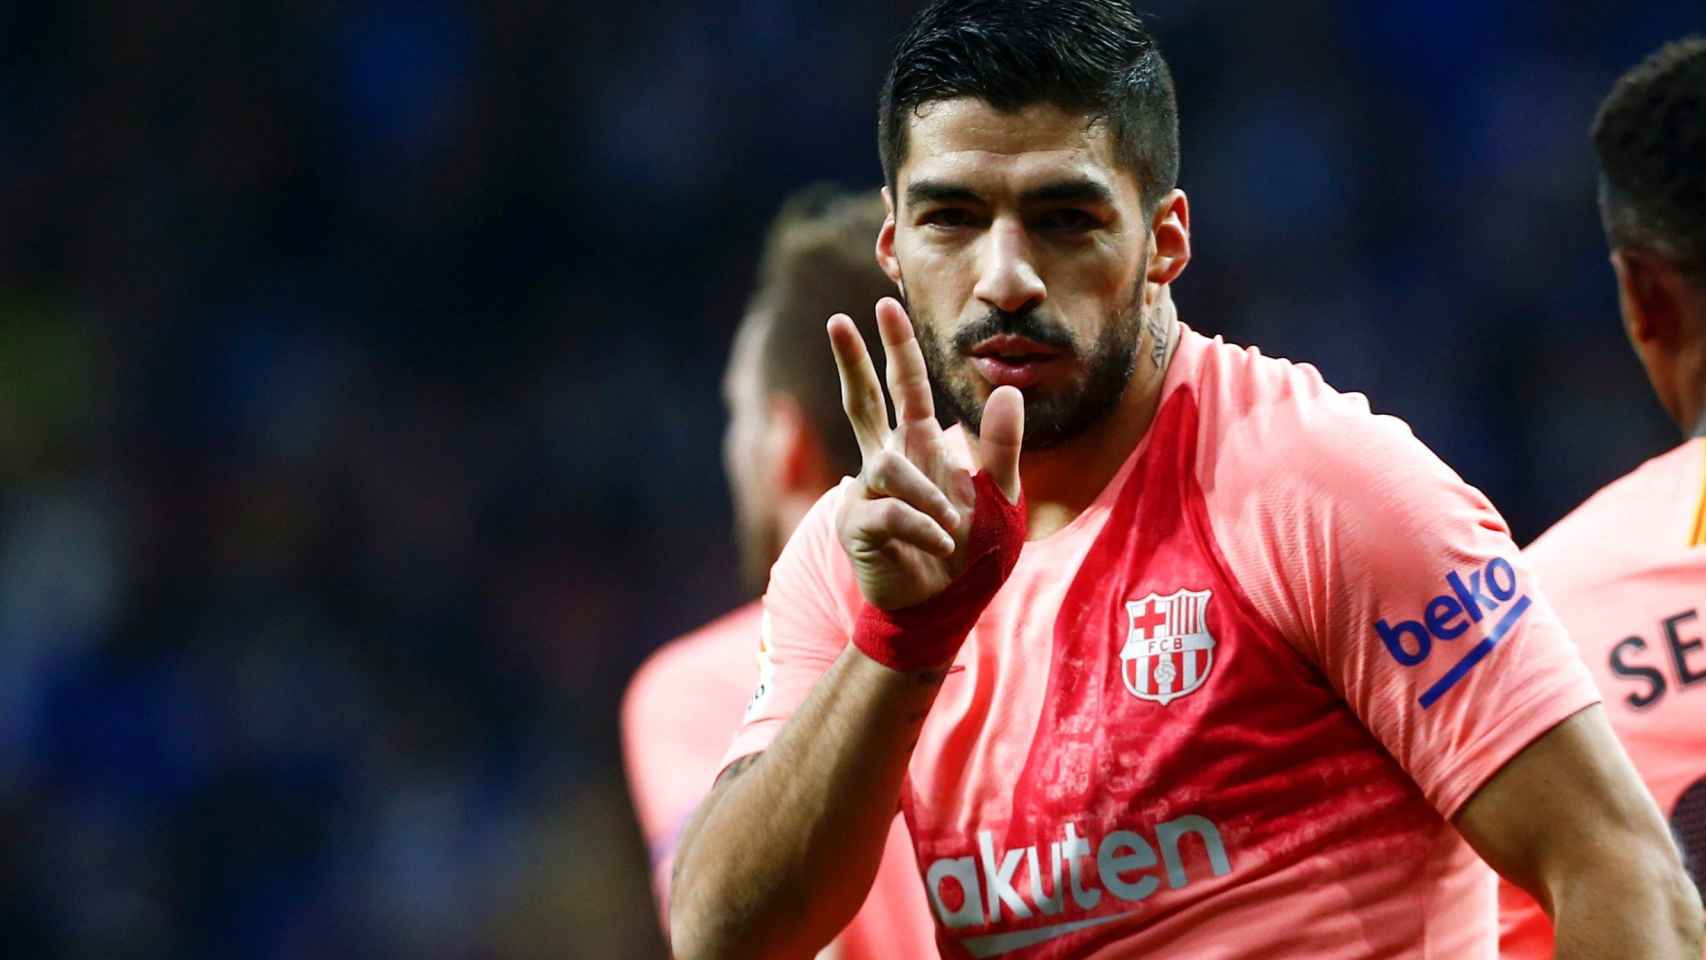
0;1;1700;957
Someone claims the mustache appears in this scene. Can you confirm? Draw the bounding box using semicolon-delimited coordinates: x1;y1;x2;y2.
950;308;1077;354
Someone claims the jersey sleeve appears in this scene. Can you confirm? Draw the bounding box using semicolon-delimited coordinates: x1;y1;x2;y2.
619;654;692;906
1203;364;1600;818
619;603;767;912
717;481;860;772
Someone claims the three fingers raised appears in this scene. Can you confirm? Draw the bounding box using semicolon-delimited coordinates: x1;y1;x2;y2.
834;297;1024;520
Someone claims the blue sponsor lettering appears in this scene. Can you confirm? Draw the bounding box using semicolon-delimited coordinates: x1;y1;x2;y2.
1375;618;1431;667
1486;557;1517;601
1446;568;1496;622
1373;556;1531;709
1424;595;1467;639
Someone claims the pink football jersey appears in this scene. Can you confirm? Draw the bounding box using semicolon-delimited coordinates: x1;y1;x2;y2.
728;324;1600;958
1499;438;1706;959
621;602;936;957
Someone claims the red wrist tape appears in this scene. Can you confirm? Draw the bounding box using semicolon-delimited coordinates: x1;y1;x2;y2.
851;471;1027;672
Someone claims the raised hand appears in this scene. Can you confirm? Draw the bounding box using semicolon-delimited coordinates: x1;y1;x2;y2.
829;297;1024;611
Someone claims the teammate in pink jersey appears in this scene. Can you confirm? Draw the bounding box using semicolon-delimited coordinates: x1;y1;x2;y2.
667;3;1702;957
1500;38;1706;960
620;188;935;957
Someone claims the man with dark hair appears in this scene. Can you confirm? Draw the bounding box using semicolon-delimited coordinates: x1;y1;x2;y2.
621;186;936;959
1499;37;1706;960
670;3;1701;957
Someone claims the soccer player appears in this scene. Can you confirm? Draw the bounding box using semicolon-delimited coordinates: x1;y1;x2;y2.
620;187;936;958
667;2;1703;957
1500;37;1706;960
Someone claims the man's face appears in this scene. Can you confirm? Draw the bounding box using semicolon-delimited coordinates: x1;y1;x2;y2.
721;316;779;594
884;99;1152;449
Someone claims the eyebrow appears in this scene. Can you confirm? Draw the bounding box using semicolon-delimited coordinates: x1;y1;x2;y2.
1020;178;1115;206
905;180;983;207
904;177;1115;208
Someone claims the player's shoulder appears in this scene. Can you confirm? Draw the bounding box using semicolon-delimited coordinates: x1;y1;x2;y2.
622;602;765;727
784;478;852;548
1178;325;1450;496
1526;438;1706;579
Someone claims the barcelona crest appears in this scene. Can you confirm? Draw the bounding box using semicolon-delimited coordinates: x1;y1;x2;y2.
1121;589;1216;705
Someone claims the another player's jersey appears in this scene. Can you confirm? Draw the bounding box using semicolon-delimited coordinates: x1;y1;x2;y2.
726;324;1599;959
620;602;936;958
1499;438;1706;959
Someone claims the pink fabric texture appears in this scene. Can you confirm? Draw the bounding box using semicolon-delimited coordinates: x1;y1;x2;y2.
621;602;937;957
725;323;1599;958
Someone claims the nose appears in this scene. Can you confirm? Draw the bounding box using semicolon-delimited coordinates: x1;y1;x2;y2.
972;216;1046;315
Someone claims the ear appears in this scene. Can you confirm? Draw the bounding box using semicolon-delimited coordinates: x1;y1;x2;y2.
1612;248;1703;434
1146;188;1191;288
1613;248;1681;347
762;393;828;496
877;186;904;288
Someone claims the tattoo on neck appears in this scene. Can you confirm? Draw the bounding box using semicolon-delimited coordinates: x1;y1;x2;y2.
1147;309;1169;369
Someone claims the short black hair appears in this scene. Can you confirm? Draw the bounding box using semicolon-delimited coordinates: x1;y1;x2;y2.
878;0;1179;213
748;185;898;477
1592;37;1706;275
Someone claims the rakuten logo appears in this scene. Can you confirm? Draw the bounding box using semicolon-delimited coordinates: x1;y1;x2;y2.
1373;556;1532;709
924;815;1230;935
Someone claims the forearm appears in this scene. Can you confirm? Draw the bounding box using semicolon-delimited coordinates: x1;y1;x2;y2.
669;645;945;960
1548;847;1702;959
1455;707;1704;958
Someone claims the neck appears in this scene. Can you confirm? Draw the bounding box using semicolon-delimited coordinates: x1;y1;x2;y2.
1018;291;1178;540
1667;327;1706;439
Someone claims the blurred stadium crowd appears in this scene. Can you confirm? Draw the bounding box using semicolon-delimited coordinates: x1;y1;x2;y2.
0;2;1699;957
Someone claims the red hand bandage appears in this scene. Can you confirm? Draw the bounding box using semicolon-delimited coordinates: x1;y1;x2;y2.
851;471;1027;672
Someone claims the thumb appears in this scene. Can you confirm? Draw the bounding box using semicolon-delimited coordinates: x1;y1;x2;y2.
976;385;1024;504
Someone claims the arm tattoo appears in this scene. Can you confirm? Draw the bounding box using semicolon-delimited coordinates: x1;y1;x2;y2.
670;839;688;893
714;752;762;789
914;667;950;686
672;753;766;892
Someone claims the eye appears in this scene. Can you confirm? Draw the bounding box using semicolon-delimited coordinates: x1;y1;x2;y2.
920;207;979;230
1034;208;1102;233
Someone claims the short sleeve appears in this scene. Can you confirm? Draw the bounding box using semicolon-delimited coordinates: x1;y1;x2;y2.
619;602;766;911
620;657;684;899
717;482;861;772
1204;368;1600;818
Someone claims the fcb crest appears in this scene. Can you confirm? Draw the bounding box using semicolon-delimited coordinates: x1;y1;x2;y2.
1121;589;1216;705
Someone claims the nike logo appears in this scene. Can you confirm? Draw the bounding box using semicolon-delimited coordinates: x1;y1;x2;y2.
960;910;1142;957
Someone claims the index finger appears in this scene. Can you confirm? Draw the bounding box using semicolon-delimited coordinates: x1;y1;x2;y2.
875;297;936;427
828;313;891;460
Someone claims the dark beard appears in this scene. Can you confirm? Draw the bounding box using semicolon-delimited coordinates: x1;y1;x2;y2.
905;287;1143;451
